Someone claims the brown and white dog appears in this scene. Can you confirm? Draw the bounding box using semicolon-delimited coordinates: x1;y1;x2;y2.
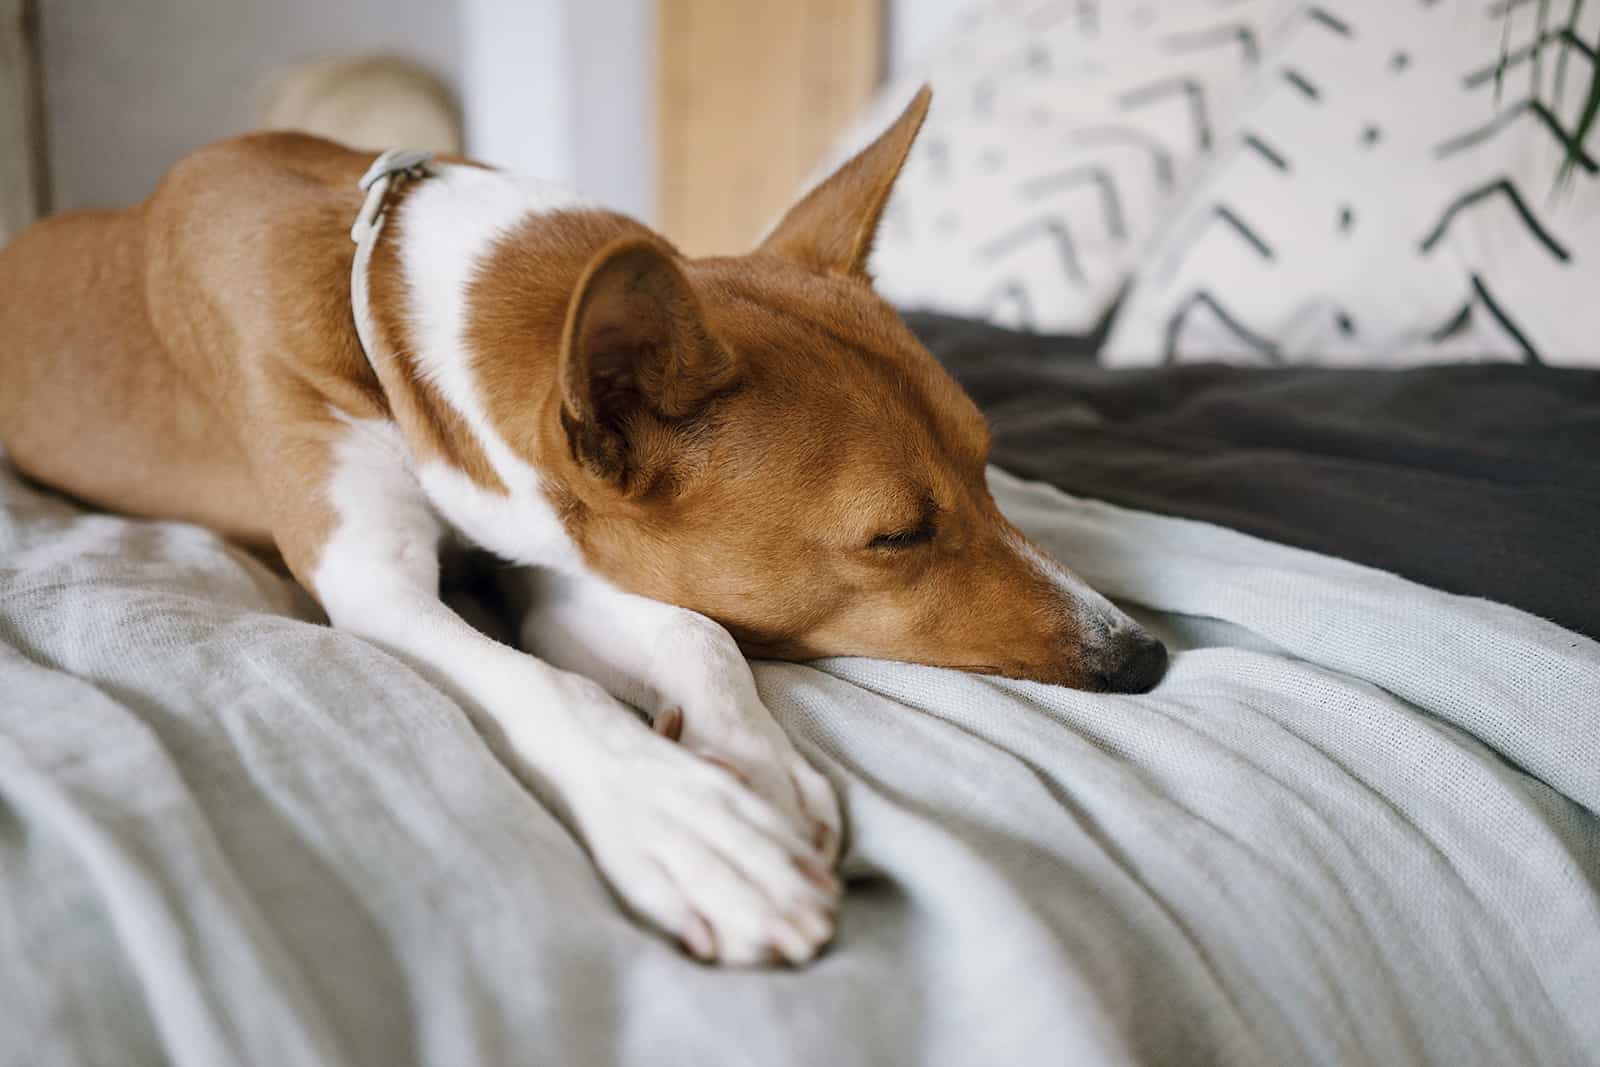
0;88;1165;966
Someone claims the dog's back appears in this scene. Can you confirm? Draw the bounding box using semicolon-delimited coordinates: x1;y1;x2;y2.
0;133;373;545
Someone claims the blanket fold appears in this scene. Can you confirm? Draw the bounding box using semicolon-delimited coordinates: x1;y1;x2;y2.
2;451;1597;1066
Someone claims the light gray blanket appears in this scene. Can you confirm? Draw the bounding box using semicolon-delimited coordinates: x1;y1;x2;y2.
1;461;1596;1067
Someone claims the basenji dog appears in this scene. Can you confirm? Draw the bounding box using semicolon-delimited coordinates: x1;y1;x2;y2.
0;87;1166;966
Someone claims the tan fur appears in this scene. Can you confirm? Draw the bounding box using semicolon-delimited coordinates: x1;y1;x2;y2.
0;89;1156;691
1;134;376;577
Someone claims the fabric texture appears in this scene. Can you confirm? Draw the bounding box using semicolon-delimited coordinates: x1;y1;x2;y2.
909;311;1600;640
1103;0;1600;366
824;0;1285;333
3;455;1597;1067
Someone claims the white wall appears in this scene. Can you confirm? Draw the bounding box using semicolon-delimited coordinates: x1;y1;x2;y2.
452;0;951;222
459;0;574;190
41;0;461;211
459;0;654;222
41;0;944;220
566;0;654;221
887;0;968;76
498;0;941;221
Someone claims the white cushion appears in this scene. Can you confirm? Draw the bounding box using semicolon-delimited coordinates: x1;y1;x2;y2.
1102;0;1600;367
825;0;1288;333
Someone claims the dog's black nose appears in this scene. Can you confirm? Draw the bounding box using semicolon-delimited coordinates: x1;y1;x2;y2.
1102;632;1168;694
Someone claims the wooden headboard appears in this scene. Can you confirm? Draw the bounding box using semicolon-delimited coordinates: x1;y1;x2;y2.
656;0;885;257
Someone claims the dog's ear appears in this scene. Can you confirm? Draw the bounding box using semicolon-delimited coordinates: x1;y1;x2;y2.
558;236;736;488
758;85;931;278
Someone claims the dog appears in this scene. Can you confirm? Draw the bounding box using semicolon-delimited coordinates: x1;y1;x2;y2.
0;87;1166;966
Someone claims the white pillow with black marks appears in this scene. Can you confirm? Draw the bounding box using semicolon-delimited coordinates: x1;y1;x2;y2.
1102;0;1600;367
825;0;1292;334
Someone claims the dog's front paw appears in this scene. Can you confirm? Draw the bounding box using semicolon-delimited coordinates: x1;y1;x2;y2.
570;723;840;966
653;701;843;867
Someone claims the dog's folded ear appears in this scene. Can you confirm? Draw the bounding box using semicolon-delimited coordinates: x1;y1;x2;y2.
558;236;737;487
757;85;931;279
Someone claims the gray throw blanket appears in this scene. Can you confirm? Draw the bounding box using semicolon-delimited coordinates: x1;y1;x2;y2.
2;461;1596;1067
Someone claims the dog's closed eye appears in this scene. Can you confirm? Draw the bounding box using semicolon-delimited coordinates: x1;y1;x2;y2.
868;519;936;550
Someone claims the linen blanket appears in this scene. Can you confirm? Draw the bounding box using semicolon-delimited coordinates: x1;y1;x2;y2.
2;456;1596;1067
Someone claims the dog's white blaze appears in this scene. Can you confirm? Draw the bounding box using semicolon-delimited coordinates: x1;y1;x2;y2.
1007;529;1134;636
395;163;591;569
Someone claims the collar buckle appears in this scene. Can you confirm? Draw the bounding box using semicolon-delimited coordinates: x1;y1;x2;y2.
350;149;436;243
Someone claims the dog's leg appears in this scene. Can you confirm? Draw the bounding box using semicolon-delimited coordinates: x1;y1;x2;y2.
273;418;838;965
514;569;844;864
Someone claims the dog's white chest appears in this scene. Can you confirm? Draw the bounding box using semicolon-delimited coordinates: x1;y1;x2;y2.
394;164;591;571
416;461;578;569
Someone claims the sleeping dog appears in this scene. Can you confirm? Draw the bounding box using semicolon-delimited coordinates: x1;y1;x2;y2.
0;88;1166;965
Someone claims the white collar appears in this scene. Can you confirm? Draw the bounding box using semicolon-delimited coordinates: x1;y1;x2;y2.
349;149;435;369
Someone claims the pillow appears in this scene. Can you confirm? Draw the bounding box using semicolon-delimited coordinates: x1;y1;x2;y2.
826;0;1290;334
1102;0;1600;367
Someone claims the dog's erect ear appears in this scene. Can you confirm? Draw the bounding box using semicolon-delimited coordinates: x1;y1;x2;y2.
758;85;931;278
558;236;736;487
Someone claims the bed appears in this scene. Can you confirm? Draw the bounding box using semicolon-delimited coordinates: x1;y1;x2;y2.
3;310;1598;1065
6;1;1600;1063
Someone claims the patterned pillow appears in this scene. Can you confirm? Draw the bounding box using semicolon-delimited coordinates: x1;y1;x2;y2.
825;0;1290;334
1102;0;1600;367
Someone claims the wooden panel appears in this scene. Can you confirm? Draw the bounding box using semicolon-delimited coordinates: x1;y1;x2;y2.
0;0;47;241
658;0;883;257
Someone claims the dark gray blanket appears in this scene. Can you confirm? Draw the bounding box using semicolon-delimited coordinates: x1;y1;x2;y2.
908;313;1600;639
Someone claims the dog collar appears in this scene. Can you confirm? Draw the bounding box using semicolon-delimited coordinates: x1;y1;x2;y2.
350;148;435;369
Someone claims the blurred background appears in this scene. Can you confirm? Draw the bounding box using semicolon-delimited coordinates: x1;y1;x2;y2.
5;0;1595;359
0;0;957;255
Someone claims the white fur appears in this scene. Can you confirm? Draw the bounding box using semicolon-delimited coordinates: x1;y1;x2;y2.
515;569;843;859
395;164;589;568
317;172;841;963
387;163;838;862
310;415;837;965
1008;528;1136;638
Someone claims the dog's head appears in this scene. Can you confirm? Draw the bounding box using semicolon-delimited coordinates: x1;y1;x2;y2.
549;88;1165;692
